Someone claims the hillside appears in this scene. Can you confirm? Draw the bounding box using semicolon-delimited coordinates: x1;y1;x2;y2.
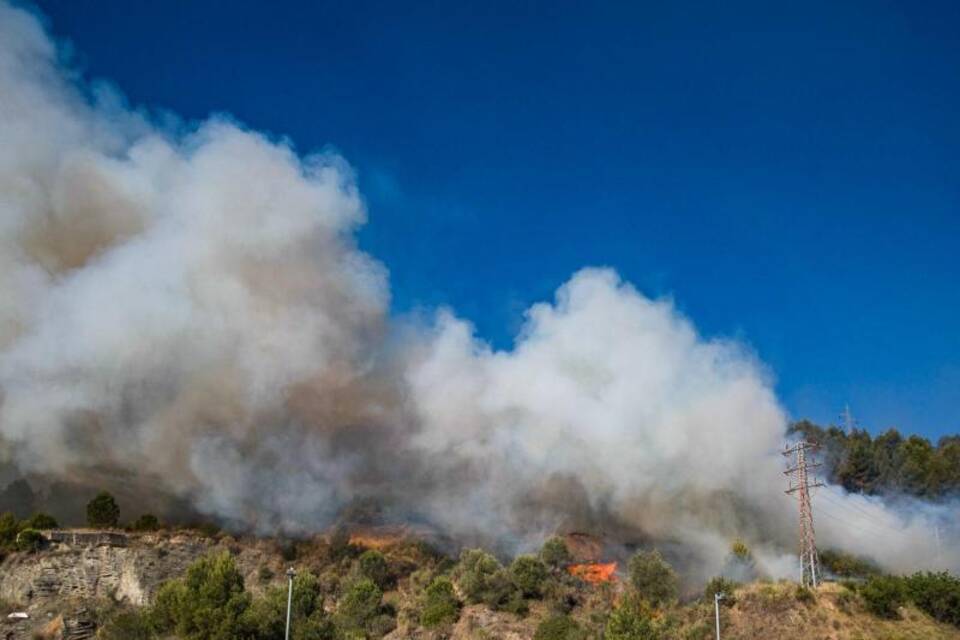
675;582;960;640
1;529;959;639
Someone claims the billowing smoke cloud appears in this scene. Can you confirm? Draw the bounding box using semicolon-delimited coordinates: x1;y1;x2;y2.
0;1;954;581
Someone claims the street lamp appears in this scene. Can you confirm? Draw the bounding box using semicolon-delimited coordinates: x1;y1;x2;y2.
714;592;725;640
285;567;296;640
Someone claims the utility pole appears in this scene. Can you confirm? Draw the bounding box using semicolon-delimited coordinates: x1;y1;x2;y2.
935;526;943;569
783;440;825;588
714;592;725;640
285;567;296;640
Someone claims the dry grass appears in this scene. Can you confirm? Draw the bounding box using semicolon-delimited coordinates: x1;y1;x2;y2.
670;581;960;640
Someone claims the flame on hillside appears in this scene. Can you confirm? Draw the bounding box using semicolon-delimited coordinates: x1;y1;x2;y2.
567;562;618;583
348;532;407;550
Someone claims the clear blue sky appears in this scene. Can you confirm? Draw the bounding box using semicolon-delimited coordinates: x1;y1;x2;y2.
31;0;959;439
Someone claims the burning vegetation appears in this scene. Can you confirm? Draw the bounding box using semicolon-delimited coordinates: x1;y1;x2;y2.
567;561;618;583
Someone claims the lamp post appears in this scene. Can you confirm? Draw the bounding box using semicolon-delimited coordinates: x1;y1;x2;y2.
714;592;725;640
285;567;296;640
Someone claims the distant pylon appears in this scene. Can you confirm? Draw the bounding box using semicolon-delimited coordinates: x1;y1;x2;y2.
783;440;825;588
839;404;858;433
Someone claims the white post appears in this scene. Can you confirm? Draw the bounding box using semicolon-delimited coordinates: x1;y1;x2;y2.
285;567;296;640
714;592;724;640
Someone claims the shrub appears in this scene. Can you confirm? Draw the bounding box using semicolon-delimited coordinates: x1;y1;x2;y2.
327;526;357;560
196;521;222;539
454;548;503;600
357;549;390;589
543;573;580;613
0;512;20;549
722;539;759;581
819;548;881;578
453;548;521;610
23;513;58;530
335;577;384;637
794;584;816;604
904;571;960;627
534;614;584;640
98;609;155;640
540;536;572;570
860;575;906;619
605;597;661;640
704;576;738;606
244;571;335;640
15;528;44;553
420;576;460;628
510;555;549;598
499;586;530;616
86;491;120;528
627;550;678;607
150;551;251;639
130;514;160;532
258;566;275;583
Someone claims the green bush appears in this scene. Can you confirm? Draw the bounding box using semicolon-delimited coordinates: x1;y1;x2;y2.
86;491;120;528
244;571;335;640
23;513;58;530
420;576;460;628
98;609;155;640
704;576;738;606
357;549;390;589
543;573;580;613
605;597;660;640
904;571;960;627
151;551;252;639
454;548;502;601
540;536;572;570
453;548;522;610
0;512;20;549
130;514;161;532
860;575;906;619
15;528;44;553
627;550;678;607
334;578;385;637
534;614;585;640
510;555;549;598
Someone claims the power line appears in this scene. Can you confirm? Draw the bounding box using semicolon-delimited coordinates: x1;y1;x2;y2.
816;491;910;534
814;503;911;543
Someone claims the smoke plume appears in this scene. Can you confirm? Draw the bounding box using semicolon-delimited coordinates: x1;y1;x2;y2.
0;1;954;581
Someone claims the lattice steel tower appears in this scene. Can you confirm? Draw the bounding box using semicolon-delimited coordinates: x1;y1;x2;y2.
783;440;825;588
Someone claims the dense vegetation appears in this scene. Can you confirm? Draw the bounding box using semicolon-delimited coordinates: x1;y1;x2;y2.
0;510;58;558
854;571;960;626
789;420;960;497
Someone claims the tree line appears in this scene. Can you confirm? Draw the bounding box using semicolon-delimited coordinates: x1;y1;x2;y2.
789;420;960;498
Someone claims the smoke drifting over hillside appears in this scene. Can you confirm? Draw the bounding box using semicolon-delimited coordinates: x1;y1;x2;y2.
0;2;954;581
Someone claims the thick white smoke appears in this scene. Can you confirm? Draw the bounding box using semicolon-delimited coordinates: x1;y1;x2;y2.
0;1;953;580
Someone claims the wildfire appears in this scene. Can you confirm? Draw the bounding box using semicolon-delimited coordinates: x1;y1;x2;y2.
348;532;406;550
567;562;618;583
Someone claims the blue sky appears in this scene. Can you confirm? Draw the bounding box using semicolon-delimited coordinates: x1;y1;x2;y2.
32;0;959;439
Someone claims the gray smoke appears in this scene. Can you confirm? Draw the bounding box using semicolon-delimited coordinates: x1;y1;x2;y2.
0;1;954;581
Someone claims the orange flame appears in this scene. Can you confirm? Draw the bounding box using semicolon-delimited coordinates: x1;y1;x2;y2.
567;562;617;583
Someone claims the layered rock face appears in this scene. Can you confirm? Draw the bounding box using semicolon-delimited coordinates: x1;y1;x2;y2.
0;531;215;607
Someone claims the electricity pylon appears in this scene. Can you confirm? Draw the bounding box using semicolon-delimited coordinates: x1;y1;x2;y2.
783;440;825;588
840;404;858;433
